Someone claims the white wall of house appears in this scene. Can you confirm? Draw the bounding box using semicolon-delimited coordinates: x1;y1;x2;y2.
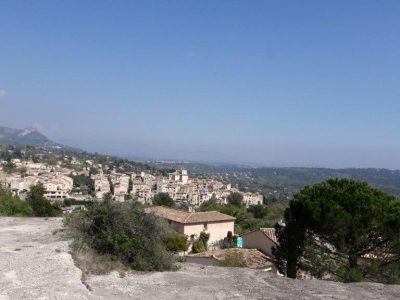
182;221;234;247
242;230;277;257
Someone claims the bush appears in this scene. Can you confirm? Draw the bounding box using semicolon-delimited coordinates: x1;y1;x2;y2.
227;192;244;207
248;204;268;219
192;240;206;253
191;231;210;253
64;201;176;273
221;231;237;249
26;184;62;217
153;192;174;207
164;231;189;252
69;173;95;196
199;231;210;250
63;198;94;207
0;186;32;216
218;250;246;268
238;218;273;234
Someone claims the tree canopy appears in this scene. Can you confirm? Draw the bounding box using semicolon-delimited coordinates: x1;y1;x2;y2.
227;192;244;207
198;197;271;234
274;178;400;283
248;204;268;219
0;186;32;216
26;183;62;217
153;193;174;207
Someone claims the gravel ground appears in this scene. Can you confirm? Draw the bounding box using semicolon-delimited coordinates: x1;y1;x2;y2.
1;217;400;300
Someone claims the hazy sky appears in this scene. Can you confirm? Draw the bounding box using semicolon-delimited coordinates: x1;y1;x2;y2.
1;1;399;168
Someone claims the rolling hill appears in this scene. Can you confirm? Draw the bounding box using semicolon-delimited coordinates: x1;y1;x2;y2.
0;125;74;150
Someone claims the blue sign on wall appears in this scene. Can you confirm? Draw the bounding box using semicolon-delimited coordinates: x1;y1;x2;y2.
237;237;243;248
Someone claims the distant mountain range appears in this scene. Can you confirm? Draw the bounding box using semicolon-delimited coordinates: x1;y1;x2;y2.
0;125;77;150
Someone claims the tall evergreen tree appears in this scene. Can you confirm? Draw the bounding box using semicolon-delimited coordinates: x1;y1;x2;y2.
274;179;400;283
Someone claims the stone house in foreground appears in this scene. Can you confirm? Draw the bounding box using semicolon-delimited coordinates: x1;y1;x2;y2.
145;206;235;248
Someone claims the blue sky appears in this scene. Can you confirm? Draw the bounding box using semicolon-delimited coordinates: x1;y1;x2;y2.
0;1;399;168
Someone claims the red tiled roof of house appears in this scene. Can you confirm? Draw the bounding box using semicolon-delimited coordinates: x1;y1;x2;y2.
259;228;279;244
144;206;235;224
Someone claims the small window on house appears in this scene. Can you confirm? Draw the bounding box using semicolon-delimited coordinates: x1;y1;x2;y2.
190;234;195;241
203;223;208;230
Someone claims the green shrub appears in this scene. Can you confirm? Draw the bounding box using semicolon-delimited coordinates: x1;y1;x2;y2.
238;218;273;234
227;192;244;207
0;186;32;216
248;204;268;219
192;240;206;253
199;231;210;250
218;249;246;268
63;198;94;207
26;184;62;217
153;192;174;207
64;201;176;272
164;231;189;252
221;231;237;249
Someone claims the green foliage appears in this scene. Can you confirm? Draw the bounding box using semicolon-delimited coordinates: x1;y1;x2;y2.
103;192;113;202
63;198;93;207
266;201;288;224
26;184;62;217
128;178;133;193
0;186;32;216
191;231;210;253
227;192;244;207
124;194;133;201
69;173;95;196
219;205;250;224
176;202;189;211
248;204;268;219
3;161;15;173
274;178;400;283
192;239;206;253
198;199;267;234
218;249;246;268
153;192;174;207
164;231;189;252
64;201;176;272
238;218;273;234
199;231;210;250
221;231;237;249
89;167;98;175
198;198;220;212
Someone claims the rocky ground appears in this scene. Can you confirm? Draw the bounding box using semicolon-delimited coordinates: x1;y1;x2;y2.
1;217;400;300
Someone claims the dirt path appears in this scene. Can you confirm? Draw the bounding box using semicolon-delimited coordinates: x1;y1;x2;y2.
1;217;400;299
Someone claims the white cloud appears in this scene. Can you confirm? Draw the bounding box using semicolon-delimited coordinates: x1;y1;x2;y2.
0;89;7;97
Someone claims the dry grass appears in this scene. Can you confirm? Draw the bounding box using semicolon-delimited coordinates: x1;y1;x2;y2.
218;249;247;268
71;247;127;276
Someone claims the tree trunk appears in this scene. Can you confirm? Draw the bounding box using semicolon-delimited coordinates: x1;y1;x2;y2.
349;252;358;269
287;256;297;278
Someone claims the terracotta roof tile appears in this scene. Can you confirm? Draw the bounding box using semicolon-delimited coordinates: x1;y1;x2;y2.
144;206;235;224
259;228;279;244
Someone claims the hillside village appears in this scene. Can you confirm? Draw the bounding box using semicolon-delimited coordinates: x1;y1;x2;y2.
0;147;263;208
2;146;400;292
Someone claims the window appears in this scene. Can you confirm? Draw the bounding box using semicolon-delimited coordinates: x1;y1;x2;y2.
203;223;208;230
